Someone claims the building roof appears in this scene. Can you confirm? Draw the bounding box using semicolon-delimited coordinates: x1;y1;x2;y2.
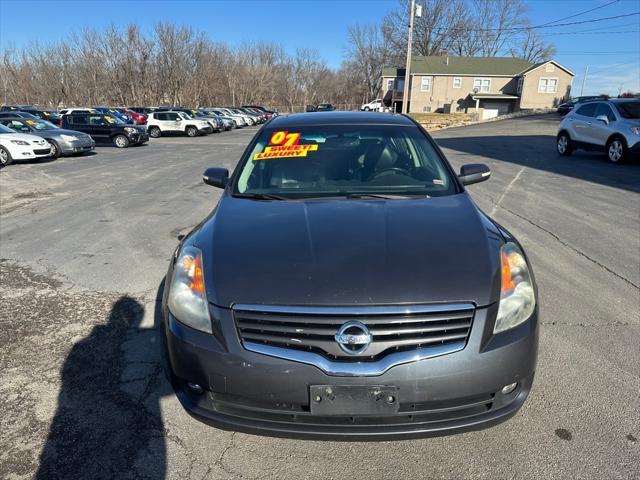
384;56;542;77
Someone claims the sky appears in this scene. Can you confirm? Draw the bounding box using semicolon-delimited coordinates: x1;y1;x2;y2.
0;0;639;95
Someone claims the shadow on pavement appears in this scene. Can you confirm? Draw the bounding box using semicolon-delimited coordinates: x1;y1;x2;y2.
436;133;640;194
36;282;170;480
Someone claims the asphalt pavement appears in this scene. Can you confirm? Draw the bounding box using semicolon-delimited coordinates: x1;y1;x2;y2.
0;115;638;479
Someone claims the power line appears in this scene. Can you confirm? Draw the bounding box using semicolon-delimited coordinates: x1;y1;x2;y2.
535;0;621;28
430;12;640;33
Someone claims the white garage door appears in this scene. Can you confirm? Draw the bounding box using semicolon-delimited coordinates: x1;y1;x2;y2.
483;102;511;114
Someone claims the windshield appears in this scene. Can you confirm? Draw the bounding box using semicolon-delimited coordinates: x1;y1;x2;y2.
104;114;125;125
26;119;57;130
234;125;458;198
178;112;192;120
0;124;15;134
614;102;640;119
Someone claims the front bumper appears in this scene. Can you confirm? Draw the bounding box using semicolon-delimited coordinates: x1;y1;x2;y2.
59;138;95;155
129;132;149;144
10;144;52;159
165;303;539;440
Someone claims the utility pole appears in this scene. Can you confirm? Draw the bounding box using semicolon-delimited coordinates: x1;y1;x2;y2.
580;65;589;96
401;0;416;114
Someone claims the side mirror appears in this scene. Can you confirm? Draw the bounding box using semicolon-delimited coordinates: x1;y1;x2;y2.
595;114;609;125
202;167;229;189
459;163;491;186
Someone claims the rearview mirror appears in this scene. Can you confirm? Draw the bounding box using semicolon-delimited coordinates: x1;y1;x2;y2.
595;115;609;125
202;167;229;189
458;163;491;186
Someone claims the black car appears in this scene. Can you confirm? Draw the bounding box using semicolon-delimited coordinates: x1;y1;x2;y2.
162;112;539;439
557;96;608;116
61;113;148;148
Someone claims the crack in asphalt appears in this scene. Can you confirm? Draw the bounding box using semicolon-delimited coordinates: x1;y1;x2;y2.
494;203;640;291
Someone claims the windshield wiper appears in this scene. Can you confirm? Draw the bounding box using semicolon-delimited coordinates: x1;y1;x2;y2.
344;193;425;200
232;193;288;200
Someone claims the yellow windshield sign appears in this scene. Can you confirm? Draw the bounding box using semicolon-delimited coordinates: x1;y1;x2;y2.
253;131;318;160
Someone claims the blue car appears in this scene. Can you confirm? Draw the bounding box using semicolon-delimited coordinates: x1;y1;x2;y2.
93;107;131;124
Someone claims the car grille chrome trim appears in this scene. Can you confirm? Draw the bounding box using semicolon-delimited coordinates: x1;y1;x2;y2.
242;340;467;376
233;303;475;375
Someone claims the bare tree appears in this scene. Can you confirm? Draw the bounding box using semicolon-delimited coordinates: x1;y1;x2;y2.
345;23;393;102
509;28;556;63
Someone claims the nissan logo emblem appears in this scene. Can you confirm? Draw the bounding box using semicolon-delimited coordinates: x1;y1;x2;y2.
334;321;372;355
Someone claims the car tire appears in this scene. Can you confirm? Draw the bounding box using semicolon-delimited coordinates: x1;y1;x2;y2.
47;140;61;159
113;135;130;148
186;126;198;137
606;136;626;163
556;132;572;156
364;107;370;111
148;126;161;138
0;145;13;168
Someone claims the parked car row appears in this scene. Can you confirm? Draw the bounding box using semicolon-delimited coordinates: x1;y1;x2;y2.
0;105;278;168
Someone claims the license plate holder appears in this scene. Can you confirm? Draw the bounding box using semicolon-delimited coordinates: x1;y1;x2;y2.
309;385;399;416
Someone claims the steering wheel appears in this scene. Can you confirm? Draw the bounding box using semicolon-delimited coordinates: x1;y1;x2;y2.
372;167;412;178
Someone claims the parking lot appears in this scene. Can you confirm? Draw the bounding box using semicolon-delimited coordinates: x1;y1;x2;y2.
1;114;638;479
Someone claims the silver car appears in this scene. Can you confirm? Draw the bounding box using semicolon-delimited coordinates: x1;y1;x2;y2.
557;98;640;163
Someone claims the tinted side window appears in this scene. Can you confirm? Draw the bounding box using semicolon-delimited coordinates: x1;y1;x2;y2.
167;113;180;121
157;113;167;121
595;103;616;122
72;115;89;125
575;103;597;117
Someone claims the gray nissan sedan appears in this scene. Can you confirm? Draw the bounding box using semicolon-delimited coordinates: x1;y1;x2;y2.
162;112;538;439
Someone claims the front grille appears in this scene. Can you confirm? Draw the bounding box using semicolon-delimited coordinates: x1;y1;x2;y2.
234;304;475;361
33;148;51;155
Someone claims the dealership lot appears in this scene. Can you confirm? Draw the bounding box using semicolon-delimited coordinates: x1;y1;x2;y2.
0;115;638;479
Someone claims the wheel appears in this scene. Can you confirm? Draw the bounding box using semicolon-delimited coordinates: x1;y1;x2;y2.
364;107;370;111
113;135;130;148
186;126;198;137
47;140;60;158
0;145;13;167
606;136;626;163
556;132;572;156
148;126;161;138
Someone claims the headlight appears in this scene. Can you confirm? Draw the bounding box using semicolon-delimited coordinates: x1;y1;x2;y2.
60;134;79;142
167;246;212;333
10;140;29;145
124;127;137;134
494;242;536;334
631;126;640;136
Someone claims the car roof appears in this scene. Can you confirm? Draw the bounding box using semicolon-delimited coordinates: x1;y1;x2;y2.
268;111;415;128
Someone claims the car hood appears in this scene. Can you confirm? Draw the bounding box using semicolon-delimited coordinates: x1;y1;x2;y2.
0;132;47;143
45;128;92;138
195;193;504;308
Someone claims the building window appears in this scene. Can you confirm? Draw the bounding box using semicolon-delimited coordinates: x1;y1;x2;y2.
420;76;431;92
517;77;523;94
538;77;558;93
452;77;462;89
473;78;491;93
386;78;394;91
422;106;431;112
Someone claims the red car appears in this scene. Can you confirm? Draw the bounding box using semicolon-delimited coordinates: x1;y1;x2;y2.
124;109;147;125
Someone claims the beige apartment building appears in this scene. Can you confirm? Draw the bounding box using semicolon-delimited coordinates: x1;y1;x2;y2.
381;56;574;118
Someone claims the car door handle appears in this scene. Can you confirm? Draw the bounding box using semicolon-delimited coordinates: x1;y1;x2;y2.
586;122;592;125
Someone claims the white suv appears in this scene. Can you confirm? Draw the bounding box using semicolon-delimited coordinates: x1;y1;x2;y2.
146;111;212;138
360;99;383;111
